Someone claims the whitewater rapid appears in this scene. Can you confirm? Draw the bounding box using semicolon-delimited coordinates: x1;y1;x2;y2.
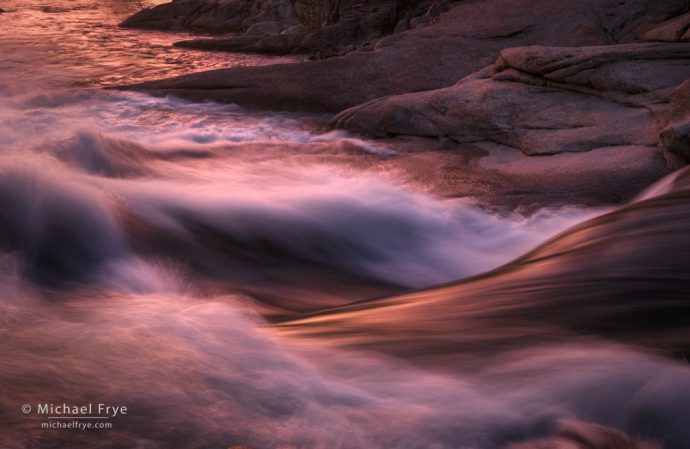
2;1;690;449
0;0;603;316
0;85;603;309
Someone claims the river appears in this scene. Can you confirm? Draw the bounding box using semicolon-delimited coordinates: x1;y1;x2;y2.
1;1;689;448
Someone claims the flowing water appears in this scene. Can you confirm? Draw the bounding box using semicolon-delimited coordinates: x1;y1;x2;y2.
1;1;689;448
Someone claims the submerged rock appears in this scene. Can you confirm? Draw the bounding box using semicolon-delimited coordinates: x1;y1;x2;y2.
280;165;690;358
507;421;660;449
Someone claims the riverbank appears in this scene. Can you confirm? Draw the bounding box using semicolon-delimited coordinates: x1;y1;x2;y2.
120;0;690;206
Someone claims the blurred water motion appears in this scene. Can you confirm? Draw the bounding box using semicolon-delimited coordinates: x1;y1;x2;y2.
1;1;689;449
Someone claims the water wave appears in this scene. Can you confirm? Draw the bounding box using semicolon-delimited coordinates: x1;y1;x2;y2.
1;127;603;297
1;287;689;449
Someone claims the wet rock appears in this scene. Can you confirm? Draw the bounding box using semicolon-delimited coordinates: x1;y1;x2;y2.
122;0;429;56
124;0;688;112
173;34;260;52
332;43;690;157
246;20;283;35
174;32;302;54
120;0;297;34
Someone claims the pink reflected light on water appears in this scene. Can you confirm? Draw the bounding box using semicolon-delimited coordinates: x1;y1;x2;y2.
0;0;296;89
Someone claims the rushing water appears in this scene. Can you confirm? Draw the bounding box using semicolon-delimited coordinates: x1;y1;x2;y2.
1;1;689;448
0;0;602;308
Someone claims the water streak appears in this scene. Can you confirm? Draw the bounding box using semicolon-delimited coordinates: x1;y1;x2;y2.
1;2;686;449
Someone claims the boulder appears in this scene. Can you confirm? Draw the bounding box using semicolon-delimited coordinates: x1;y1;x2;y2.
332;43;690;157
124;0;437;57
123;0;688;112
120;0;297;34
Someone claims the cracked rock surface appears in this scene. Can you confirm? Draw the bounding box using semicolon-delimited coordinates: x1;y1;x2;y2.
332;43;690;159
123;0;688;112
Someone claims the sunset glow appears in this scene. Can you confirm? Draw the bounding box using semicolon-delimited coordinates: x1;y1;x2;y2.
2;1;690;448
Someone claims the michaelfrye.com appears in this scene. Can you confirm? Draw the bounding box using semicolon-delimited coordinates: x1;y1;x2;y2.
21;402;127;430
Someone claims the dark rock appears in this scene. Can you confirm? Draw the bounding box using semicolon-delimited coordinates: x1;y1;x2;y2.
281;24;305;35
257;33;302;53
120;0;297;34
246;20;284;35
121;0;438;57
173;34;262;52
409;0;445;29
660;79;690;164
123;0;689;112
174;30;303;55
641;11;690;42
